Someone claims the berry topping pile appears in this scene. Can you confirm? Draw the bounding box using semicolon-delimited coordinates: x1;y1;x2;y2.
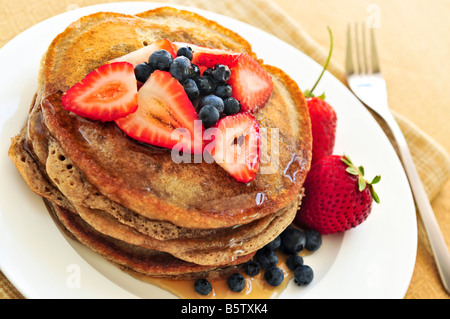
115;70;201;154
61;39;274;183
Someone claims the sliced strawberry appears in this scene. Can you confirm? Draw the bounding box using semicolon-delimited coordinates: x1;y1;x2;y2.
228;53;273;113
172;42;240;68
198;65;208;76
115;70;203;154
110;39;176;67
208;112;260;183
62;62;138;122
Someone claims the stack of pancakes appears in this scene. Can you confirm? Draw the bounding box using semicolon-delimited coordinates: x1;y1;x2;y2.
8;7;312;281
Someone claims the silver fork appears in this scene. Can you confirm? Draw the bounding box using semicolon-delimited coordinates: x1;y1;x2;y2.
345;23;450;294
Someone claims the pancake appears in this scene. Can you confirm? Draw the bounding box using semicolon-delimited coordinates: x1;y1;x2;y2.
136;6;254;53
8;7;311;283
39;14;311;229
10;124;300;266
44;198;253;280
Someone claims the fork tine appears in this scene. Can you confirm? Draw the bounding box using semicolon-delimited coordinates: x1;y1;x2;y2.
345;23;355;75
361;22;369;74
370;27;381;73
347;23;381;75
354;22;362;74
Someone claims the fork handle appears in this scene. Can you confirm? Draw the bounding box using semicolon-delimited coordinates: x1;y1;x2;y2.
384;112;450;294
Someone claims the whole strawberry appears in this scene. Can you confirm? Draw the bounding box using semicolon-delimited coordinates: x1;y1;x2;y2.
306;96;337;164
304;27;337;164
294;155;380;234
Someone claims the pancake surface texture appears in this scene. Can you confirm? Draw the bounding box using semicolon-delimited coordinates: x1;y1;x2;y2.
8;7;311;282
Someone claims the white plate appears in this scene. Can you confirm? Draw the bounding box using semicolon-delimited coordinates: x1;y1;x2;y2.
0;2;417;299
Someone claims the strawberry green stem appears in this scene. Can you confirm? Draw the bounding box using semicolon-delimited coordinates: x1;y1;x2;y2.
306;27;334;98
341;155;381;204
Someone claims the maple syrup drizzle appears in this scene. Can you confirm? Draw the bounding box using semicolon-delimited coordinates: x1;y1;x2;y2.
147;252;306;299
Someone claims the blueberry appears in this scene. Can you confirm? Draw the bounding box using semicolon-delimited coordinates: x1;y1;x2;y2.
265;236;281;251
182;79;200;101
211;64;231;83
227;273;246;292
294;265;314;286
264;266;284;287
134;62;152;83
194;278;212;295
280;226;292;239
244;260;261;277
177;46;193;61
286;254;303;271
280;228;306;255
198;95;224;113
195;76;217;95
223;97;241;115
215;84;232;99
305;229;322;252
188;64;201;80
148;49;173;71
170;56;191;82
203;67;213;77
198;104;220;128
255;247;278;269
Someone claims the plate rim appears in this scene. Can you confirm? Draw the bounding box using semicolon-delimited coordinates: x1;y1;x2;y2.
0;1;417;299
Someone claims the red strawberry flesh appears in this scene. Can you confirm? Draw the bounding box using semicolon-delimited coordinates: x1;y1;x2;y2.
228;53;273;113
208;112;260;183
172;42;240;68
61;62;138;122
115;70;203;154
